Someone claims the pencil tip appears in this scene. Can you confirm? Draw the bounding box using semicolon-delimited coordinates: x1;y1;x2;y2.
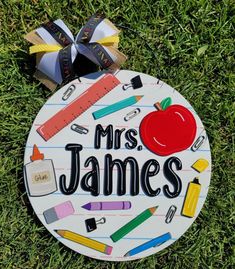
55;230;65;237
149;206;158;214
136;95;144;101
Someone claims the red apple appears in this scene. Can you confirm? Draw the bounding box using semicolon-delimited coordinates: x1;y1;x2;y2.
140;105;197;156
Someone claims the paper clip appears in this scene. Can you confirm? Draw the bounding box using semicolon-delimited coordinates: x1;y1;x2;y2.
62;84;76;101
124;108;141;121
71;124;89;134
165;205;177;224
191;130;207;152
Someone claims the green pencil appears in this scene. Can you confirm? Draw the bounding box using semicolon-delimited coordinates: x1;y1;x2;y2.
110;206;158;242
92;95;143;120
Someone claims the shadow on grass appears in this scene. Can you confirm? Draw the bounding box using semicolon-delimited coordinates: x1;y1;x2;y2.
16;50;36;81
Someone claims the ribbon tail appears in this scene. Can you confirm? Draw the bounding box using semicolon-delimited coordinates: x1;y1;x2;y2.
36;51;63;84
34;69;57;91
76;14;104;43
39;20;74;46
96;35;119;47
79;43;114;69
103;46;127;68
58;44;76;82
24;30;45;45
102;18;120;35
29;44;62;54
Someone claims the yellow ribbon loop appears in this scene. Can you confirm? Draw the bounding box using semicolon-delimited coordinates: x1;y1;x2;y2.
96;36;119;46
29;44;62;54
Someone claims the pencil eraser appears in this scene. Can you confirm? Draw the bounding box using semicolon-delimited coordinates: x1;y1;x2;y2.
105;246;113;255
192;159;209;173
43;201;75;224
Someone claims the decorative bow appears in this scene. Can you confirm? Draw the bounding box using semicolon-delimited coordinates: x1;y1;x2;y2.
24;14;127;90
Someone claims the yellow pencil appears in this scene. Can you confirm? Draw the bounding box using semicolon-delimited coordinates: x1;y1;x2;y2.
55;230;113;255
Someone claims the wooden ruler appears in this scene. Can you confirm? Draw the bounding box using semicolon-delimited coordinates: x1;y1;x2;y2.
37;74;120;141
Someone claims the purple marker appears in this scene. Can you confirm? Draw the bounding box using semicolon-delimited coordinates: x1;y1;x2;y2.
82;201;132;211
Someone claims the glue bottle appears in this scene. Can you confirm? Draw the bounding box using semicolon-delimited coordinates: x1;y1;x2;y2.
24;144;57;196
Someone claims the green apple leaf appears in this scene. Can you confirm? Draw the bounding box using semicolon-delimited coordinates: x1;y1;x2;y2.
161;97;172;110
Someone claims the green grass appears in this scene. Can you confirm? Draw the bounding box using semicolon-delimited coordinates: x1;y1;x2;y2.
0;0;234;268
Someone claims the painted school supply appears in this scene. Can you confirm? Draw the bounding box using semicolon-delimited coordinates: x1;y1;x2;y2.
124;108;141;121
165;205;177;224
37;74;120;141
85;217;106;232
55;230;113;255
43;201;74;224
191;158;209;173
182;178;201;218
71;124;89;134
191;130;207;152
24;145;57;196
82;201;132;211
110;206;158;242
92;95;143;120
62;84;76;101
122;75;143;90
124;232;171;257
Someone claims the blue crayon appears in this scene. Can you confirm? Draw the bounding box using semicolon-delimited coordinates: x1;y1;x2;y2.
124;232;171;257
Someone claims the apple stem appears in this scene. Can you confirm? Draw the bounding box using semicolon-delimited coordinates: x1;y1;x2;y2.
154;102;163;111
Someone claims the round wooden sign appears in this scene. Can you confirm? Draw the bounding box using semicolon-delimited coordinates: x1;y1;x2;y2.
24;70;211;261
